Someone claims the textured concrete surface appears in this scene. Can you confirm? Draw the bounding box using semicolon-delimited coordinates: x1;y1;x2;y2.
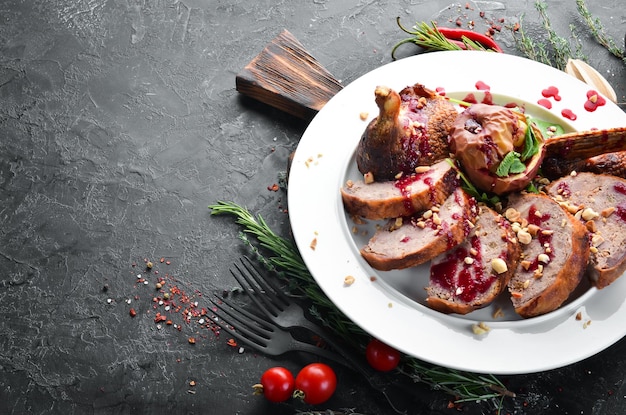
0;1;625;414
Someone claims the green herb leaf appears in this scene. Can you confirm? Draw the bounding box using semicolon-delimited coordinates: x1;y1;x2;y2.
521;120;541;161
496;151;524;177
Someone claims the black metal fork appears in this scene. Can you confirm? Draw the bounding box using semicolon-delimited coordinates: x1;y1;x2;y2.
212;257;432;415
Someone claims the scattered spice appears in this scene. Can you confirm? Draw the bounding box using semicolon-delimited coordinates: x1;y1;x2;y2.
120;257;226;346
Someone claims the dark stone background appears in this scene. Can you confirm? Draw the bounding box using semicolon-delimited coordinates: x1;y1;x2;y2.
0;1;624;414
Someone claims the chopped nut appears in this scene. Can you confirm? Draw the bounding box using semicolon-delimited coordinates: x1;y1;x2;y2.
310;238;317;250
392;217;403;230
469;248;479;256
491;258;508;274
363;172;375;184
464;256;474;265
472;322;491;335
394;171;403;179
521;260;532;270
492;307;505;319
359;111;369;120
585;220;596;233
344;275;355;286
538;253;550;264
517;229;532;245
527;224;540;236
504;208;521;222
345;179;354;189
581;207;600;221
591;234;605;247
522;279;531;289
601;207;616;218
575;311;582;321
432;212;442;225
422;210;433;219
414;165;430;174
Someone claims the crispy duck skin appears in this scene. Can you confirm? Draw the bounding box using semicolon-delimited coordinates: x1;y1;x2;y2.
542;152;626;179
356;83;457;181
542;127;626;179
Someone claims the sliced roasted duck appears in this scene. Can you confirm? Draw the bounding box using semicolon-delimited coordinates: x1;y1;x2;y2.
542;152;626;179
356;83;458;181
541;127;626;179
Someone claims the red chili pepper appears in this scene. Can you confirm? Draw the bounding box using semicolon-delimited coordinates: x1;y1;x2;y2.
436;27;503;52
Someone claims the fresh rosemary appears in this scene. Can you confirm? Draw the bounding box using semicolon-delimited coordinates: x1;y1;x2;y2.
209;201;514;412
391;20;493;60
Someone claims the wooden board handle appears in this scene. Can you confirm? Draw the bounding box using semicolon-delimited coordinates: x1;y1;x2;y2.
236;30;343;120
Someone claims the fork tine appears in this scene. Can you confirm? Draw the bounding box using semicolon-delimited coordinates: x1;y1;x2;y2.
240;256;291;309
209;297;274;346
211;295;271;330
231;258;286;317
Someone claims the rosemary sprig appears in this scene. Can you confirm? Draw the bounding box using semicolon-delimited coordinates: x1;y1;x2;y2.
576;0;625;61
391;20;491;60
209;201;514;411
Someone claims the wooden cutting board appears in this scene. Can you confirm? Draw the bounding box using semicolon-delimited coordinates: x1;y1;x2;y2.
236;29;343;120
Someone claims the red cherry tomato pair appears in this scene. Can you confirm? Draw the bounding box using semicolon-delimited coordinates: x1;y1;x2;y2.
365;338;401;372
256;363;337;405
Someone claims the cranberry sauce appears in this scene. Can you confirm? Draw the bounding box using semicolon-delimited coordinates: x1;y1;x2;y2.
556;181;571;198
613;187;626;222
525;204;554;270
430;234;494;303
614;182;626;196
398;93;431;172
394;172;431;213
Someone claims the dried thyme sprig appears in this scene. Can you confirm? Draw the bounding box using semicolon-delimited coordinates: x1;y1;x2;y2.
512;14;551;66
514;0;624;68
535;0;575;70
209;201;514;412
576;0;625;61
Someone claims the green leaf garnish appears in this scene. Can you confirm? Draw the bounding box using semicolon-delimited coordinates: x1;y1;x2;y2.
496;151;525;177
520;119;541;161
446;159;501;206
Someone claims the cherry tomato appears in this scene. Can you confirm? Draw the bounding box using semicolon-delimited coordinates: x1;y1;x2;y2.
294;363;337;405
257;367;295;403
365;338;401;372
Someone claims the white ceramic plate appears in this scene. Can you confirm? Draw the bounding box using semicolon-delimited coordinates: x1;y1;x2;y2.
288;51;626;375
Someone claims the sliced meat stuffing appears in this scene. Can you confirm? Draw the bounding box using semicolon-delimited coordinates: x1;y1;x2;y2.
426;205;521;315
341;159;459;220
546;172;626;289
506;193;590;318
360;188;478;271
